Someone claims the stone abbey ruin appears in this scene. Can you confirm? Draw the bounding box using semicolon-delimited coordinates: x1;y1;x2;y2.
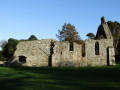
11;18;116;67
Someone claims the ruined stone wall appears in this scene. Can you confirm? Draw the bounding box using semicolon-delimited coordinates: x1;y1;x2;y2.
0;61;5;65
52;41;82;67
13;39;55;67
84;39;115;66
13;39;83;67
12;38;116;67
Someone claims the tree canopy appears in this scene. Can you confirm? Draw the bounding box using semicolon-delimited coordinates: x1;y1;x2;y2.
0;35;38;61
56;23;82;44
86;33;95;39
2;38;19;59
28;35;38;41
0;40;7;50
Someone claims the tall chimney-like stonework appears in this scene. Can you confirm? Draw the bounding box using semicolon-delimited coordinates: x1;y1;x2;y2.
101;16;106;24
101;16;113;39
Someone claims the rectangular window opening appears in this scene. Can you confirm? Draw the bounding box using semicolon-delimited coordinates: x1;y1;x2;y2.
69;42;74;51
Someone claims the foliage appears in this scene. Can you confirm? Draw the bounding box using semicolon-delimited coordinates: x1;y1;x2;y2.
0;52;7;61
0;35;37;61
0;40;7;50
28;35;38;41
86;33;95;39
2;38;19;59
56;23;82;44
0;40;8;61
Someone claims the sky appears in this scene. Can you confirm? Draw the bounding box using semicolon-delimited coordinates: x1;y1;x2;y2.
0;0;120;41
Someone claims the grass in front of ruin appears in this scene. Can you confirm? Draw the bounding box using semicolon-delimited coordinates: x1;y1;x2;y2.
0;65;120;90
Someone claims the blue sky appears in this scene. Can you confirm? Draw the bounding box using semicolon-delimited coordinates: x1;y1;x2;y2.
0;0;120;41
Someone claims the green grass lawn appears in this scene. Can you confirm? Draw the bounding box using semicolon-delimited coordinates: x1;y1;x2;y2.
0;66;120;90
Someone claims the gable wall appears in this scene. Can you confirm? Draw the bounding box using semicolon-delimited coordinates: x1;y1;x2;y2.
85;39;115;66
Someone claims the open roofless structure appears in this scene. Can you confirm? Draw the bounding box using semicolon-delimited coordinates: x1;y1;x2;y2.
11;18;116;67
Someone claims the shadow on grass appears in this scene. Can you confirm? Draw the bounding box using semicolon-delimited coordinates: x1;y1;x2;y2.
0;66;120;90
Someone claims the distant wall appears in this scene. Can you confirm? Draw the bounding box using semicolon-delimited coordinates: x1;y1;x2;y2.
12;38;116;67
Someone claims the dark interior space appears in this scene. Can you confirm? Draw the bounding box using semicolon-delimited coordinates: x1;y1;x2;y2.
49;41;55;67
107;48;110;66
19;56;26;63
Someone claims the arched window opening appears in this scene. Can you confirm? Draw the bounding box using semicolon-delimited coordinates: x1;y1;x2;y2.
95;42;99;55
69;42;74;51
19;56;26;63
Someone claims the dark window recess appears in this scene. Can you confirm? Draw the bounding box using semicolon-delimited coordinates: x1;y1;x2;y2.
49;41;55;67
69;42;74;51
95;42;99;55
82;43;85;57
19;56;26;63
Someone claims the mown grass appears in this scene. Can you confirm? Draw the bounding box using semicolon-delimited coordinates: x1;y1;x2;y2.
0;65;120;90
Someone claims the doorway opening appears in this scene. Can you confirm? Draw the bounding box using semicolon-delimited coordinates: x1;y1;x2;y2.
49;41;55;67
19;56;26;63
107;47;110;66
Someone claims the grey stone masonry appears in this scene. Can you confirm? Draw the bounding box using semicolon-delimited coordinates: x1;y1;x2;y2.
102;22;113;39
12;38;115;67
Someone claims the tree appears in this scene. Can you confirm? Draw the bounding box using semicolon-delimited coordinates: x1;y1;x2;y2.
28;35;38;41
2;38;19;59
0;51;7;61
0;40;7;50
0;40;8;61
86;33;95;39
56;23;81;43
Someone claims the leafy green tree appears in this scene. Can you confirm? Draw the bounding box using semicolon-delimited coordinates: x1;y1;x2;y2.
0;40;7;51
56;23;82;44
2;38;19;59
0;40;8;61
28;35;38;41
0;51;7;61
86;33;95;39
